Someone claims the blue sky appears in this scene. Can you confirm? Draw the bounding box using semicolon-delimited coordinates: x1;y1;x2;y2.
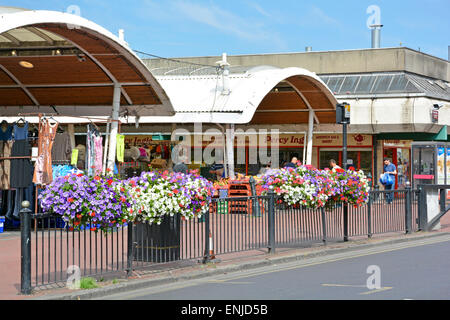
3;0;450;59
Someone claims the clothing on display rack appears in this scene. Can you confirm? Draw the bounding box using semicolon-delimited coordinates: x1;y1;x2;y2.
10;139;33;189
75;144;86;170
52;131;72;162
86;124;103;176
12;121;28;141
0;141;13;190
33;118;58;186
116;134;125;163
0;122;13;141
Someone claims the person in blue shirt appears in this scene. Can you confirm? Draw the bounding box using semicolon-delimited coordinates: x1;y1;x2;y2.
210;160;225;181
382;158;397;204
284;157;300;169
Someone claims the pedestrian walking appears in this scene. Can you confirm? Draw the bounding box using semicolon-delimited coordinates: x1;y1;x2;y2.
381;158;397;204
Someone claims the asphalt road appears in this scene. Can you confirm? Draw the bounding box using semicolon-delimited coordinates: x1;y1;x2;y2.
98;235;450;300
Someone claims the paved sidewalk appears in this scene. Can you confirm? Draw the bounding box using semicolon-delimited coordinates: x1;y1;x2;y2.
1;213;449;300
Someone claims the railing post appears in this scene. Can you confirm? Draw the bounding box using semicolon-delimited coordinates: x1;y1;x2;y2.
439;188;446;214
126;221;134;277
321;208;327;245
418;185;428;231
249;177;261;217
343;203;349;242
202;206;211;263
267;189;276;254
20;201;32;295
405;186;412;234
368;192;372;238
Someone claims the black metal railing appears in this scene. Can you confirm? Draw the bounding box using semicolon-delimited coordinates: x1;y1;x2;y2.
29;213;128;289
20;186;441;294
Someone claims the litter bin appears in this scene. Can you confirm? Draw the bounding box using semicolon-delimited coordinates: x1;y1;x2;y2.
0;216;5;233
133;214;181;263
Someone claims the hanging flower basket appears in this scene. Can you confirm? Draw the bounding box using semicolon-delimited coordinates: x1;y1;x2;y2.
39;173;133;232
258;165;370;209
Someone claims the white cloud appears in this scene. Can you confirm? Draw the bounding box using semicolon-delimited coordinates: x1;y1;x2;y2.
246;1;271;18
172;0;286;46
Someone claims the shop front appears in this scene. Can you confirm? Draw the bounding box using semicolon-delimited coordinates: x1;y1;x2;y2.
182;131;373;178
382;140;412;189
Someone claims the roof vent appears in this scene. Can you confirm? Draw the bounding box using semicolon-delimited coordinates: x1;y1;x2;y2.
216;53;231;95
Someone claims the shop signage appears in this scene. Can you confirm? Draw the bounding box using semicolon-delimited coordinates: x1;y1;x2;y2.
313;134;372;147
124;135;154;147
383;140;412;148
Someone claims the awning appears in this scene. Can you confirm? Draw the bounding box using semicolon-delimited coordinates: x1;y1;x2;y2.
0;7;174;117
136;64;338;124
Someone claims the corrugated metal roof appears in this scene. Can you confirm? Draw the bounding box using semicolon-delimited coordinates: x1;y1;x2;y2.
137;65;338;124
320;72;450;101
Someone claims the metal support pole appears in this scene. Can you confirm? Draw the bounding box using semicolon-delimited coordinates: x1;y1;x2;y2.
343;203;349;242
249;177;261;217
373;135;378;188
107;84;121;175
126;221;134;277
321;208;327;245
418;185;427;231
405;186;412;234
439;188;446;214
202;209;211;264
342;122;348;170
368;192;372;238
267;189;276;254
306;110;314;165
20;201;32;295
225;124;235;179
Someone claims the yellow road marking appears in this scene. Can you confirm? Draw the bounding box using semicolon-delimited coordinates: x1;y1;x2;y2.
360;287;393;295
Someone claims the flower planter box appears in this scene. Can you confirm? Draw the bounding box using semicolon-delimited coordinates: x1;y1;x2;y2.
133;214;181;263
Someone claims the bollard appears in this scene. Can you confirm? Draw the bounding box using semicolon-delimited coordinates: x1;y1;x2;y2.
405;186;412;234
417;186;427;231
20;201;32;295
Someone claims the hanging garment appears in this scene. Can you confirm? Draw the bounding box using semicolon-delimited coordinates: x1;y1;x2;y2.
52;132;72;161
10;140;33;188
0;125;13;141
0;141;12;190
86;124;98;176
116;134;125;163
4;189;15;220
33;119;58;186
71;149;79;167
94;135;103;175
13;122;29;141
12;188;24;219
75;144;86;170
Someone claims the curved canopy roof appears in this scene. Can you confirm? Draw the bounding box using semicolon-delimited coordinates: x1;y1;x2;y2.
0;7;174;117
139;64;338;124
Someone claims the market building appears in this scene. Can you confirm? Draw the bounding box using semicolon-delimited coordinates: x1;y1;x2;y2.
0;6;174;226
134;47;450;188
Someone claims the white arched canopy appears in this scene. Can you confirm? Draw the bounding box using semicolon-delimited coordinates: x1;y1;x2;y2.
0;7;174;117
138;65;337;124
